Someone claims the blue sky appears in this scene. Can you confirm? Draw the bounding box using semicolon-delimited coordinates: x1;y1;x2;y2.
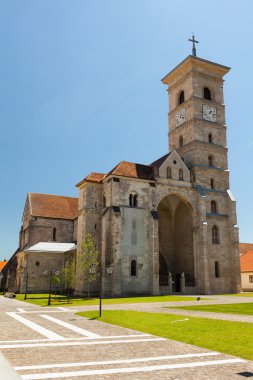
1;0;253;260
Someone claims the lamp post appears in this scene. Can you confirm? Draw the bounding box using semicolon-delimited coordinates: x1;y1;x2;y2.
24;273;29;300
48;270;52;306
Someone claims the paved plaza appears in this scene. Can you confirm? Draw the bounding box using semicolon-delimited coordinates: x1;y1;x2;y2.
0;296;253;379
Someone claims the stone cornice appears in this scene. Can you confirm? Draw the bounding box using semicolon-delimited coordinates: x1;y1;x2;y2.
178;140;227;155
168;119;227;137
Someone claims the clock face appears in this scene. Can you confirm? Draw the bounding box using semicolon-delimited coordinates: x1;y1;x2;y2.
203;104;216;122
175;108;186;127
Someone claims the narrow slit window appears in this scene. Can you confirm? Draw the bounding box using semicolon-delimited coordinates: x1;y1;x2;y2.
208;133;212;143
204;87;211;100
210;178;215;189
179;169;183;181
178;91;185;105
167;166;171;179
215;261;220;278
212;225;219;245
211;201;217;213
179;135;183;148
53;228;56;241
131;260;137;276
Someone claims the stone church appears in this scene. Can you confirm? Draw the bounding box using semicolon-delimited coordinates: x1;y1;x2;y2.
6;51;241;296
76;53;241;296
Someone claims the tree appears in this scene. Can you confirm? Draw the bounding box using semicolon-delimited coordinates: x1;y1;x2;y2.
52;271;61;299
61;260;76;303
76;233;100;298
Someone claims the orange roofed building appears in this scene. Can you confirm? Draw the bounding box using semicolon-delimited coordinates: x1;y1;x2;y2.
240;244;253;291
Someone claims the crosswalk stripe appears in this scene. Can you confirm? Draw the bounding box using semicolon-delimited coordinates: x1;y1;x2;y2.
19;359;245;379
40;314;100;338
6;312;65;341
15;352;220;370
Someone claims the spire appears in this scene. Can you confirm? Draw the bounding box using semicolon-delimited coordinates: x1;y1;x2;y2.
188;34;199;57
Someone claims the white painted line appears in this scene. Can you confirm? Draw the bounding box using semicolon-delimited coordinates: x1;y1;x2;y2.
19;358;245;379
16;308;25;313
17;310;78;314
0;334;150;344
40;314;101;338
15;352;220;370
0;337;165;349
171;318;189;323
57;307;69;311
6;312;65;341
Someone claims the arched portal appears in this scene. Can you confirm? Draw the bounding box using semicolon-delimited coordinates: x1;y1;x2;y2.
157;194;195;292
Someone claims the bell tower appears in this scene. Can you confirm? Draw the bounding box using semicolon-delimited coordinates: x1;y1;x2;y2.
162;55;230;191
161;45;241;294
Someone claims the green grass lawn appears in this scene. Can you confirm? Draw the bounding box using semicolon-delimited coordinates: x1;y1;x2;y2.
13;293;202;307
77;310;253;360
168;302;253;315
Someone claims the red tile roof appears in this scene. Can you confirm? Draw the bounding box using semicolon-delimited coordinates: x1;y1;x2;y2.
240;251;253;272
29;193;78;220
0;261;7;270
76;172;105;187
239;243;253;255
106;161;154;180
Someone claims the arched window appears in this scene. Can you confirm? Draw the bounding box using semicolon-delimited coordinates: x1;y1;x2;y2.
53;228;56;241
178;91;185;105
179;135;183;148
204;87;211;100
208;155;214;167
129;194;133;206
133;194;138;207
167;166;171;179
179;169;184;181
208;133;212;143
131;260;137;276
211;200;217;213
215;261;220;278
212;225;219;245
210;178;215;189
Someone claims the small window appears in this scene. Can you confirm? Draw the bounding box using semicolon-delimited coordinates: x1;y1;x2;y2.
204;87;211;100
35;261;40;267
208;133;212;143
179;135;183;148
129;194;133;206
210;178;215;189
95;202;98;208
133;194;138;207
179;169;183;181
103;195;106;207
167;166;171;179
212;225;219;245
53;228;56;241
94;224;97;230
249;275;253;283
211;201;217;213
215;261;220;278
208;155;214;167
131;260;137;276
178;91;185;105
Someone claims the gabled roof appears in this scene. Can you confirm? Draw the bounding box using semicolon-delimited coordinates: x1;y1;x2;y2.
0;261;7;271
240;250;253;272
76;172;105;187
150;153;170;168
106;161;154;180
29;193;78;220
240;243;253;255
25;242;76;253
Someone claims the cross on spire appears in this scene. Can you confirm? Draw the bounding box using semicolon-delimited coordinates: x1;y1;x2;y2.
188;34;199;57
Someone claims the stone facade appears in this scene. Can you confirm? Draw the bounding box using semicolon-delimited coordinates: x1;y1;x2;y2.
76;55;241;296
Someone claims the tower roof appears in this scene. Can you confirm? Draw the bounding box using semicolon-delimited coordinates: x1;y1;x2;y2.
162;55;230;86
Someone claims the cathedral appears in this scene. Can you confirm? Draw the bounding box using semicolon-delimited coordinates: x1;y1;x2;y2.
6;47;241;296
